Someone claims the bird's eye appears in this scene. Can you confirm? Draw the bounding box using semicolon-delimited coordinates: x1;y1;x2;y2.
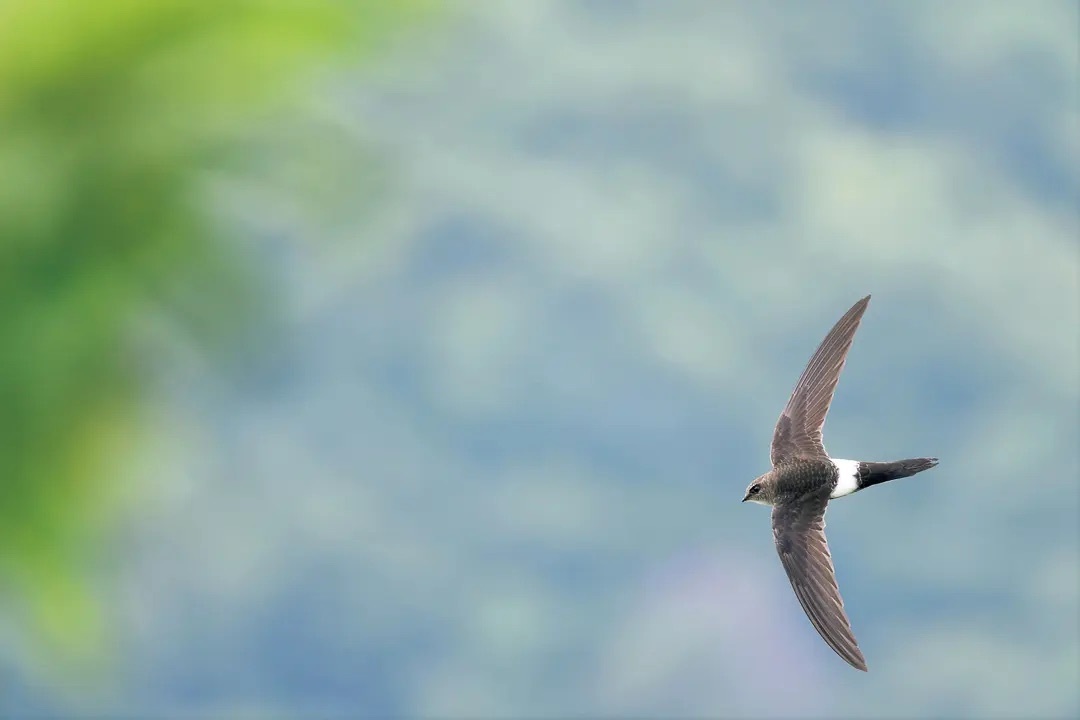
750;484;760;495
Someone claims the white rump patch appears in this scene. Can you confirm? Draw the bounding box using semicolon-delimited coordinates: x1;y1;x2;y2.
830;458;860;498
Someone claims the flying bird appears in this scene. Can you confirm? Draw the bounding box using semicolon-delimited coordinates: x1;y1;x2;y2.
742;294;937;672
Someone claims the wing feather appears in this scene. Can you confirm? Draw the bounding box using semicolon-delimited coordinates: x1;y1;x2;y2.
770;295;871;465
771;491;868;671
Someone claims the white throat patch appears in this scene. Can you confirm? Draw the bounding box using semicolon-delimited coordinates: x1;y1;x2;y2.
830;458;860;498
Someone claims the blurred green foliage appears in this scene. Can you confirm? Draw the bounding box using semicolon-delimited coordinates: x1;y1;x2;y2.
0;0;430;662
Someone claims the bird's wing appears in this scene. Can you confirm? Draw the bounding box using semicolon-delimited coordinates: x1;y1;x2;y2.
770;295;871;466
771;490;867;671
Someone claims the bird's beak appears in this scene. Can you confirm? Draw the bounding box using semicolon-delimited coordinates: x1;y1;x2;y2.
741;492;749;503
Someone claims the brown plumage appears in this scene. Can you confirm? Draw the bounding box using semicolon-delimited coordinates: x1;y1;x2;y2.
742;295;939;672
770;294;870;465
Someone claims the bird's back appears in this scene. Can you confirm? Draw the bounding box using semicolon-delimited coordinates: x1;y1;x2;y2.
772;460;840;503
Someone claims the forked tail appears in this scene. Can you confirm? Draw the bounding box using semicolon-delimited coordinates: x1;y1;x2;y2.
858;457;938;490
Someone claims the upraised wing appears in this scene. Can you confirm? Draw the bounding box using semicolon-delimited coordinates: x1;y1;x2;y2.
772;490;867;671
770;295;870;466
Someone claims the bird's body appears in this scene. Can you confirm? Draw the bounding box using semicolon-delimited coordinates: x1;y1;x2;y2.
758;456;940;505
762;459;840;504
742;295;938;672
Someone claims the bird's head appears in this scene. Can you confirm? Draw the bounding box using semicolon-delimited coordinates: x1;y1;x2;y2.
742;473;775;506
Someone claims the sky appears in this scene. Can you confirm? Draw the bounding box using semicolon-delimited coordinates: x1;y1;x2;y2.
4;1;1078;718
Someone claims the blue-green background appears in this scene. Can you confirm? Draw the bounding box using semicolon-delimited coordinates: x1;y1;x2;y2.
2;1;1077;717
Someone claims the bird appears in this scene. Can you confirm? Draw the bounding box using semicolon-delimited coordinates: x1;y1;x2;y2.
742;294;938;672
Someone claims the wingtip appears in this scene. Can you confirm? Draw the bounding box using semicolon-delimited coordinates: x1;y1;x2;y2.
848;650;869;672
848;651;869;672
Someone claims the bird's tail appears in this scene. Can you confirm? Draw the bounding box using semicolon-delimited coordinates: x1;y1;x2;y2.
857;457;938;490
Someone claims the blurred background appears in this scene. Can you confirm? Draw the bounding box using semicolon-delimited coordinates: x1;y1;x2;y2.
1;0;1077;717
